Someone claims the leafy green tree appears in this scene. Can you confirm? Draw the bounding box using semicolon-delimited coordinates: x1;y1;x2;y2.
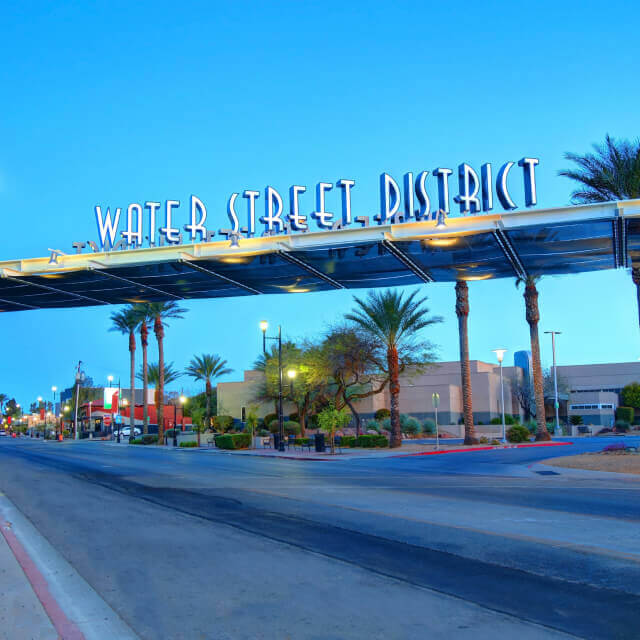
621;382;640;409
185;354;232;440
345;289;441;448
317;402;352;454
109;307;139;439
318;326;390;436
0;394;7;414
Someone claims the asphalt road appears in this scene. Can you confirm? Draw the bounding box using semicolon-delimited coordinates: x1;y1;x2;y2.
0;436;639;639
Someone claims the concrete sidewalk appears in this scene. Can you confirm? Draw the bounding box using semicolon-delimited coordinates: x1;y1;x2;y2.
0;492;138;640
0;520;58;640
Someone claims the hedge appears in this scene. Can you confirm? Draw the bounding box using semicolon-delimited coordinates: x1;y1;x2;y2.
215;433;252;449
341;436;357;447
616;407;634;424
355;434;389;448
179;441;198;447
374;408;391;420
264;413;277;427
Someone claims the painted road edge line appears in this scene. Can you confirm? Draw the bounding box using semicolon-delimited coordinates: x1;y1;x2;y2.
1;520;84;639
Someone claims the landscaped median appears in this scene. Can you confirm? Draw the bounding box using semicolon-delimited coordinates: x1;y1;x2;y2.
543;442;640;475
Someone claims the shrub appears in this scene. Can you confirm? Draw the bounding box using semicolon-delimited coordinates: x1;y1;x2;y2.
506;424;531;443
616;407;634;424
403;418;420;435
421;418;436;434
284;420;301;435
615;420;630;433
142;434;158;445
374;408;390;421
288;413;299;422
570;415;583;425
307;413;319;429
215;433;251;449
213;415;234;432
621;383;640;409
295;437;311;445
381;417;391;431
129;438;142;445
524;419;538;433
264;413;278;427
179;441;198;447
341;436;357;447
491;439;501;445
490;415;517;426
258;428;270;437
479;436;489;444
355;434;389;448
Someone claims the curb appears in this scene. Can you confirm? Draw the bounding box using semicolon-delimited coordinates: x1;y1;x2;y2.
391;441;572;458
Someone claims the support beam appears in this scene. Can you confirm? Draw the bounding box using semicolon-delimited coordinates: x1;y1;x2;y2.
277;251;346;289
493;229;527;280
2;275;109;306
612;217;626;269
89;267;185;300
0;297;39;310
381;240;434;283
180;259;261;295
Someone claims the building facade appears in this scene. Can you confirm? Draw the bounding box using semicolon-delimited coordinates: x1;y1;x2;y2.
217;359;640;430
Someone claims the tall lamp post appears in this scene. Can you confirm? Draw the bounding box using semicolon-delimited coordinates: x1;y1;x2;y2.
180;395;186;432
51;386;57;436
432;392;440;450
544;331;562;436
73;361;84;440
260;321;293;452
492;349;507;444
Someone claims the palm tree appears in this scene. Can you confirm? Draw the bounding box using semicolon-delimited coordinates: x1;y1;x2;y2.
144;302;186;445
109;307;139;440
137;362;182;436
516;276;550;441
185;354;232;446
455;280;477;445
561;135;640;327
345;289;441;448
131;304;151;434
559;134;640;203
0;393;7;414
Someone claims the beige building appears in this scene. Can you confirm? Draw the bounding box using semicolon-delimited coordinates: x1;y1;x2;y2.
217;359;640;430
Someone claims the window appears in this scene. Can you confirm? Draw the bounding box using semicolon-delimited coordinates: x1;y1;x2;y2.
569;403;614;411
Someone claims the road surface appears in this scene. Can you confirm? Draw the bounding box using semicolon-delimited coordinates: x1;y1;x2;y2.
0;436;639;639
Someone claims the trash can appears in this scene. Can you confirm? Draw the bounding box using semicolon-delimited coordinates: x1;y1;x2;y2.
273;433;281;450
314;432;325;452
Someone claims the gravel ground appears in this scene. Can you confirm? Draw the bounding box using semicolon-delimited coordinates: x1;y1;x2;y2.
544;452;640;474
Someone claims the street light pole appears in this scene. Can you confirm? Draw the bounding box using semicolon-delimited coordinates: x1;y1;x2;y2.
260;321;286;452
73;361;83;440
432;392;440;451
493;349;507;444
545;331;562;436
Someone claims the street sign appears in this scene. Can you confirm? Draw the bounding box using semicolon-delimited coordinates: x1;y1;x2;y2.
432;392;440;408
115;414;122;424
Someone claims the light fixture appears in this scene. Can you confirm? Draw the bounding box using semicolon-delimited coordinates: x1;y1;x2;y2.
51;385;57;393
37;396;42;402
492;348;507;364
179;395;187;405
287;369;297;379
107;375;114;384
435;210;447;229
259;320;268;332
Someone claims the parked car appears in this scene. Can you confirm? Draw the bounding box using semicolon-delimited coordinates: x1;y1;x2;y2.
113;426;141;438
0;429;7;437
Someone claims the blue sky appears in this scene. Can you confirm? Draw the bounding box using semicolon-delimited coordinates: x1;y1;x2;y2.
1;1;639;406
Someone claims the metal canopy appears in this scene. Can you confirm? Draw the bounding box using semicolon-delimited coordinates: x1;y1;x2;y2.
1;199;639;312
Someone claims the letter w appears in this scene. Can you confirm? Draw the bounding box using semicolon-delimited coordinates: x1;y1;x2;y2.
95;206;122;250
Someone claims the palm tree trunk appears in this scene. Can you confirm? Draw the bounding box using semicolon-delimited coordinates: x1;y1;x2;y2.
345;396;361;436
141;320;149;435
524;281;550;441
456;281;477;444
129;330;136;439
387;344;401;448
155;316;165;445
